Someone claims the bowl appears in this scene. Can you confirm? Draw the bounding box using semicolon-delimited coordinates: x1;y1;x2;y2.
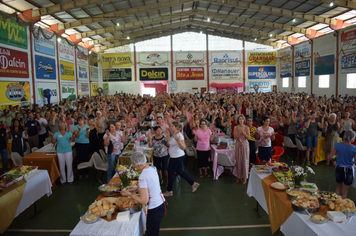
80;212;100;224
291;199;321;213
286;189;313;200
118;204;142;214
310;213;329;224
98;183;122;197
315;191;341;205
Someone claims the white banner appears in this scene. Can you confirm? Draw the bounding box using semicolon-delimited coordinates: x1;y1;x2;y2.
78;64;88;80
294;42;311;57
58;42;75;61
248;81;271;92
79;82;90;97
175;52;204;65
138;52;168;66
36;82;59;105
211;52;241;65
211;66;242;80
76;46;88;65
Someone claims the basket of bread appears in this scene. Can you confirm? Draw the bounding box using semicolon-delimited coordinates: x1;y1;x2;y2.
328;198;356;214
291;195;321;213
115;196;141;213
88;199;117;217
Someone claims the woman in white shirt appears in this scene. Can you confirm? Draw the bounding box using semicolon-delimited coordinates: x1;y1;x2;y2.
121;152;166;236
163;121;199;197
256;116;275;163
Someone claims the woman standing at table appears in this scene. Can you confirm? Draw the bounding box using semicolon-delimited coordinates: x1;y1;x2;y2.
104;122;127;182
73;117;90;179
256;116;275;163
163;121;199;197
327;130;356;198
193;119;213;178
121;152;166;236
147;126;169;185
234;115;250;184
246;117;257;166
10;119;28;157
49;121;74;185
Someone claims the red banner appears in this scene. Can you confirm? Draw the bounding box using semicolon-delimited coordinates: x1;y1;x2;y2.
176;67;204;80
341;29;356;42
0;47;29;78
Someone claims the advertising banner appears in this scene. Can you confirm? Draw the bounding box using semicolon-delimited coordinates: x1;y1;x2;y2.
280;63;292;77
34;33;55;56
295;60;310;76
248;66;276;79
138;52;168;66
76;47;88;65
176;67;204;80
247;52;276;65
211;66;241;80
89;52;98;67
61;82;76;101
140;68;168;81
0;81;31;107
248;81;271;92
78;65;88;80
58;42;75;61
36;82;59;105
175;52;204;65
90;66;99;81
60;60;75;81
35;55;56;80
0;13;27;49
102;68;131;81
279;48;292;62
211;52;241;64
91;83;99;96
0;47;29;78
79;82;90;97
295;43;311;57
315;54;335;75
101;53;131;68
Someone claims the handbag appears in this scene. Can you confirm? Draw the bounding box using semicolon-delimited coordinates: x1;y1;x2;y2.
107;140;113;155
352;165;356;189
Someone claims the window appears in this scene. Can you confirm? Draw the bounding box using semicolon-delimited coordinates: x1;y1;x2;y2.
347;73;356;89
135;36;171;52
319;75;329;88
282;77;289;87
173;32;206;51
298;76;306;88
208;35;243;50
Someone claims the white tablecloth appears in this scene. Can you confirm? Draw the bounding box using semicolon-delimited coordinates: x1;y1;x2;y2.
247;168;356;236
35;144;56;153
14;169;52;218
70;209;145;236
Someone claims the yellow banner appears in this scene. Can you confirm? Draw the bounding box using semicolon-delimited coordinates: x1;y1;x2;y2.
101;54;131;68
60;60;75;80
0;82;31;110
248;52;276;65
91;83;99;97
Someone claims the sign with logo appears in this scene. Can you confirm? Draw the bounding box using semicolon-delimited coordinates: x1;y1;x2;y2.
35;55;56;80
34;33;55;56
295;60;310;76
295;43;311;57
140;68;168;81
341;28;356;43
248;52;276;65
90;66;98;81
280;63;292;77
76;47;88;65
0;13;27;49
102;68;131;81
211;66;241;80
79;82;90;97
279;48;292;62
91;83;99;96
340;28;356;73
61;82;76;101
60;60;75;81
341;52;356;73
89;52;98;67
101;53;131;68
0;47;29;78
36;82;58;105
0;81;30;107
169;81;177;91
212;52;241;64
315;54;335;75
176;67;204;80
248;66;276;79
58;42;75;61
175;52;204;65
138;52;168;66
78;65;88;80
248;81;271;92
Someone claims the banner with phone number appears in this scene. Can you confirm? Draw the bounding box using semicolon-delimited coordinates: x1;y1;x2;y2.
0;81;31;110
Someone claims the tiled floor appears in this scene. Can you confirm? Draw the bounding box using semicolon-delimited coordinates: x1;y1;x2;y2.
3;153;355;236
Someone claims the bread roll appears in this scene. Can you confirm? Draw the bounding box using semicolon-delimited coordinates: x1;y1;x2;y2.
96;200;102;207
123;202;129;208
102;200;110;205
103;203;110;210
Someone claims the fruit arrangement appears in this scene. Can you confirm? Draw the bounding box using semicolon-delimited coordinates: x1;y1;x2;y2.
0;173;23;187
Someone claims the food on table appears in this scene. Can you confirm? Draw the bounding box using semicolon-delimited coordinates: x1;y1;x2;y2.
272;167;290;172
99;185;120;192
0;173;24;187
82;213;99;223
88;199;116;217
7;165;37;175
316;192;342;203
253;165;270;173
328;198;356;213
288;190;312;198
270;182;286;190
266;162;288;168
311;214;327;222
292;195;320;209
129;180;138;186
217;145;227;149
126;145;134;150
122;185;138;192
273;171;293;183
115;196;139;208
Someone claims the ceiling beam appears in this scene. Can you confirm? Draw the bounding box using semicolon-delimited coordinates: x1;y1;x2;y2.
311;0;356;9
57;0;194;30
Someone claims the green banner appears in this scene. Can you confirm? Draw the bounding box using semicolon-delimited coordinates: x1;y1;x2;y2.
0;13;27;49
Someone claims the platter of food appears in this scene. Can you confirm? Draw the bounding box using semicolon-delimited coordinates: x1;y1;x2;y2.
291;195;321;213
126;145;135;150
253;165;271;174
328;198;356;213
273;171;293;185
288;183;318;192
270;182;286;190
309;213;329;224
115;196;141;213
88;199;116;217
80;212;100;224
286;189;312;200
7;165;38;177
315;191;342;205
98;183;122;197
0;173;24;187
266;162;288;168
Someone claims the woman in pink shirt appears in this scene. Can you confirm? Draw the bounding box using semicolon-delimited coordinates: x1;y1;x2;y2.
193;119;214;178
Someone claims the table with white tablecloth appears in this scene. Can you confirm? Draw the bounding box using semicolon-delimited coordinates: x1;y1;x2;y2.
35;143;56;153
247;169;356;236
210;145;237;180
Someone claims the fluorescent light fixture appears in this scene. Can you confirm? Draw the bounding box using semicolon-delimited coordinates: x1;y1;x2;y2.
330;2;334;7
127;36;130;40
207;18;210;22
254;38;257;41
293;18;296;22
57;37;61;42
270;34;273;37
116;23;120;26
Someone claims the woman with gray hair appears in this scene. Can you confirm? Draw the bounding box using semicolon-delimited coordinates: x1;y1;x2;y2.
324;113;342;166
327;130;356;198
121;152;166;236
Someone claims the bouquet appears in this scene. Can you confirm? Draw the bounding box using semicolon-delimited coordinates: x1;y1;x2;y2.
116;165;140;187
290;164;315;188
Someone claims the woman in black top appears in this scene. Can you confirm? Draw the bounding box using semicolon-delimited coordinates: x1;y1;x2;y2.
88;116;100;156
323;113;342;165
10;119;28;157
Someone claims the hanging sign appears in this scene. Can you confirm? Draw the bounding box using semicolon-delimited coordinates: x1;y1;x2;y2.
211;66;241;80
60;60;75;81
0;47;29;78
140;68;168;81
35;55;56;80
280;63;292;77
0;81;31;106
247;52;276;65
90;66;98;81
211;52;241;64
78;65;88;80
58;42;75;61
295;60;310;76
0;13;27;49
34;33;55;56
76;47;88;65
138;52;168;66
176;67;204;80
315;54;335;75
101;54;131;67
61;82;76;101
248;66;276;79
175;52;204;65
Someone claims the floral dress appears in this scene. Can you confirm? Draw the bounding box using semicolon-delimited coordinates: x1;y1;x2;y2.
234;126;250;180
152;135;168;158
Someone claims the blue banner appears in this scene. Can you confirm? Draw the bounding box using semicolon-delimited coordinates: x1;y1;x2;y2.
315;55;334;75
34;34;55;56
35;55;56;80
295;60;310;76
280;63;292;77
248;66;276;79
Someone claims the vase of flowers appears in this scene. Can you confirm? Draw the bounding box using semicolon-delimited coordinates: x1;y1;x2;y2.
290;164;315;188
116;165;141;187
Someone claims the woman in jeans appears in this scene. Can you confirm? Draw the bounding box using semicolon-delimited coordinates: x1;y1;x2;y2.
256;116;275;163
104;122;126;182
73;117;90;179
147;126;169;186
121;152;166;236
163;121;199;196
305;111;323;165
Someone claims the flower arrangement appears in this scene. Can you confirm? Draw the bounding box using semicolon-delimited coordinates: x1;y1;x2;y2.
116;165;140;187
290;164;315;188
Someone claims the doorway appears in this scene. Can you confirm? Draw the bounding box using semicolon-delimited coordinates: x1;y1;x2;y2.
141;81;168;95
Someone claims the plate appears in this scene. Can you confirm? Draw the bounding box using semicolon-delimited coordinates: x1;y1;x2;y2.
80;212;100;224
253;165;271;174
270;182;286;190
